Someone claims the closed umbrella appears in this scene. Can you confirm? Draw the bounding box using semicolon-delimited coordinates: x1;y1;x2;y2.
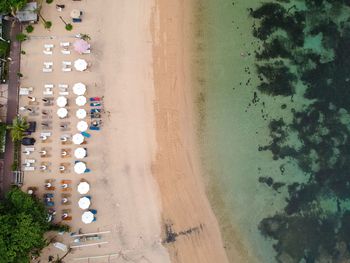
74;39;90;54
73;82;86;95
82;211;94;224
74;59;88;71
74;161;86;174
70;9;81;19
76;109;87;119
57;108;68;118
72;133;84;145
78;197;90;209
76;96;87;106
77;181;90;194
77;120;88;132
56;96;67;107
74;147;86;159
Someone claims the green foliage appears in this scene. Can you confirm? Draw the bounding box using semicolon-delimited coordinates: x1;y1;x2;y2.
80;34;91;41
0;41;9;58
0;0;28;15
46;0;53;3
15;33;27;42
0;122;6;153
44;21;52;29
65;23;73;31
25;25;34;33
8;116;28;142
20;50;26;55
0;187;50;262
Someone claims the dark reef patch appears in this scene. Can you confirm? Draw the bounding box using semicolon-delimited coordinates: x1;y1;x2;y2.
251;0;350;262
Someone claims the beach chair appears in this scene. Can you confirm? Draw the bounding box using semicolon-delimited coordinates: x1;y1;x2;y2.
19;87;33;95
81;131;91;138
89;126;100;131
84;168;91;173
43;50;53;55
24;166;35;171
90;97;101;101
72;18;82;23
62;67;72;72
60;42;70;47
61;49;71;55
62;61;71;66
24;159;36;164
44;193;54;198
58;84;68;88
89;209;97;214
46;201;54;207
43;88;53;96
61;193;71;205
43;68;52;73
44;62;53;67
82;49;91;54
44;44;54;48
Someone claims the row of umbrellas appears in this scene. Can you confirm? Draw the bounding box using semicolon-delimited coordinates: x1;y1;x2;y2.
76;181;95;224
56;95;87;107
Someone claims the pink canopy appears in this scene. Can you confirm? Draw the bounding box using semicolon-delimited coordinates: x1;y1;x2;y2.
73;39;90;54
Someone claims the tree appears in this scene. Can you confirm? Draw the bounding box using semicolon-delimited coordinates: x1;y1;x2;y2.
15;32;27;42
8;116;28;142
33;1;52;30
0;41;9;57
0;187;50;262
0;0;28;16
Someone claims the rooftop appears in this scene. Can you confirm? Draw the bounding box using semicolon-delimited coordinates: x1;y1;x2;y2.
16;2;38;23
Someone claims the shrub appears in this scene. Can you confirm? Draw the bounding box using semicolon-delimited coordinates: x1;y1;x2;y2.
15;33;27;42
46;0;54;3
65;24;73;31
25;25;34;33
44;21;52;29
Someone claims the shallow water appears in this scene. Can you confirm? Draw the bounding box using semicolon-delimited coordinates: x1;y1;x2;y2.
193;0;329;262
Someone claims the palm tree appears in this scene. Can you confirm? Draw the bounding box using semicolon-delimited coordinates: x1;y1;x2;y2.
33;0;52;29
8;116;29;142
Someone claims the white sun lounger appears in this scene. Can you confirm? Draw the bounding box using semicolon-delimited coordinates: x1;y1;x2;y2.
44;62;53;67
60;42;70;47
43;50;53;55
43;68;53;73
62;61;71;66
58;84;68;88
24;159;36;164
44;44;54;48
43;89;53;96
24;166;35;171
62;68;72;72
19;87;33;95
82;49;91;54
61;50;71;55
45;84;54;88
24;147;35;152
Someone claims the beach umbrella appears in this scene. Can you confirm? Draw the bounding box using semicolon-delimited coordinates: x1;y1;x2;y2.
75;96;87;106
82;211;94;224
77;121;88;132
72;133;84;145
73;82;86;95
76;109;87;119
74;147;86;159
74;161;87;174
70;9;81;19
57;108;68;118
74;39;90;54
56;96;67;107
77;181;90;194
74;59;88;71
78;196;91;209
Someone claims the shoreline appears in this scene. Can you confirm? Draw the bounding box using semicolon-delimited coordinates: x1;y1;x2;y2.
151;1;236;262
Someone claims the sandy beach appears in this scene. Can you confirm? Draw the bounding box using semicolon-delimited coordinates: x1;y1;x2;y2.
17;0;234;262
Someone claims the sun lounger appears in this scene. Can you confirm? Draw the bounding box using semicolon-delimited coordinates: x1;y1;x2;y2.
46;201;54;207
43;68;52;73
45;84;54;88
72;18;82;23
90;102;101;107
89;209;97;214
44;193;54;198
24;147;35;152
89;126;100;131
43;50;53;55
19;87;33;96
90;97;101;101
62;68;72;72
44;62;53;67
24;166;35;171
84;168;91;173
43;89;53;96
62;61;71;66
60;42;70;47
59;84;68;88
82;49;91;54
44;44;54;48
81;131;91;138
24;159;35;164
61;50;71;55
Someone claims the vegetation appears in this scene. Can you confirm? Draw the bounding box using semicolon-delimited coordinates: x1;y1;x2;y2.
0;40;9;58
0;0;28;16
25;24;34;33
65;23;73;31
34;1;52;30
0;187;50;262
0;122;6;153
46;0;53;3
8;116;28;142
80;33;91;41
15;33;27;42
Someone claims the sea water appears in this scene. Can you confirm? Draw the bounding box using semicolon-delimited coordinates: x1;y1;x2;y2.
193;0;311;262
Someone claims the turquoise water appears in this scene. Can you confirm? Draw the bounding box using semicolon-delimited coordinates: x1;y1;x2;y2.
194;0;313;262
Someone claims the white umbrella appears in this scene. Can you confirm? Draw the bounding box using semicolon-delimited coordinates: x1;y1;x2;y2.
57;108;68;118
74;161;87;174
74;59;88;71
56;96;67;107
72;133;84;145
73;82;86;95
82;211;94;224
78;197;91;209
76;109;87;119
77;181;90;194
74;147;86;159
77;120;88;132
76;96;87;106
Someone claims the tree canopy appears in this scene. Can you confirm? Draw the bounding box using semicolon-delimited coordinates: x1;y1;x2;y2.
0;0;28;16
0;187;50;263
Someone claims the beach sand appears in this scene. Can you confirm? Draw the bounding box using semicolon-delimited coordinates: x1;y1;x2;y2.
18;0;236;262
